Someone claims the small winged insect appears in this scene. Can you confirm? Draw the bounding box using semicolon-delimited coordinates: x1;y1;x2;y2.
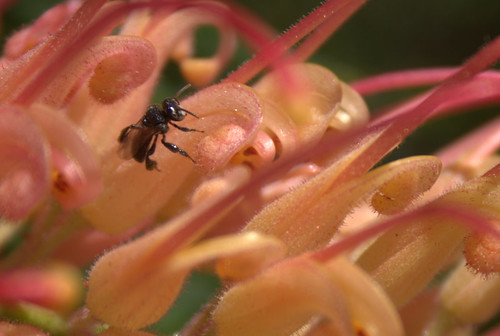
118;84;202;171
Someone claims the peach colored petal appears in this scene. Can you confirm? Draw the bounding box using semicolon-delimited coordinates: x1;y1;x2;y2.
86;37;157;105
213;257;352;336
399;290;439;336
244;131;383;255
325;257;404;336
87;196;258;329
370;156;442;215
230;130;276;168
39;36;157;107
51;220;151;267
81;82;262;233
27;104;101;209
184;231;286;281
355;215;467;308
87;231;281;329
178;16;236;86
86;223;192;329
191;165;251;207
245;138;440;256
330;81;369;131
141;4;237;78
0;105;50;220
184;82;264;170
259;98;300;158
253;63;342;144
356;169;500;307
441;261;500;324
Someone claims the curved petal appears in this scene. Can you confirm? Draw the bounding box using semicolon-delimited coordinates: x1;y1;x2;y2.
370;156;442;215
42;36;157;107
178;15;237;86
325;257;404;336
213;257;352;336
142;3;267;81
183;82;264;170
27;104;102;209
0;0;107;104
440;261;500;324
253;63;342;144
356;168;500;307
87;203;275;329
81;82;262;234
0;105;50;220
245;123;440;256
176;231;287;281
86;223;192;329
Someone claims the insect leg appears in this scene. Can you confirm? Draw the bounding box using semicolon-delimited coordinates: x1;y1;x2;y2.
160;135;195;163
145;134;160;171
169;122;203;133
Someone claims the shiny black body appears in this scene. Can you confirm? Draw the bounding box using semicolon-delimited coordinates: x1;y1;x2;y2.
118;86;201;170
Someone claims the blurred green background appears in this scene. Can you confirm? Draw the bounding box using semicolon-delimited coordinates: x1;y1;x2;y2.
1;0;499;334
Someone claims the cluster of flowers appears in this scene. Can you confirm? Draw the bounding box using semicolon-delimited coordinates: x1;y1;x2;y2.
0;0;499;335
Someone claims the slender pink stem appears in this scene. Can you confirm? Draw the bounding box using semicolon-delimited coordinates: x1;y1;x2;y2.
225;0;365;84
375;35;500;126
304;36;500;190
351;67;500;96
3;0;106;104
351;68;456;95
150;51;500;261
370;72;500;125
311;201;500;263
13;0;277;106
292;0;368;62
437;116;500;168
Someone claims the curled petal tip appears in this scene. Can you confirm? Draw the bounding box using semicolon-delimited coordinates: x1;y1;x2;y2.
464;229;500;275
182;82;263;170
180;58;223;87
87;37;157;104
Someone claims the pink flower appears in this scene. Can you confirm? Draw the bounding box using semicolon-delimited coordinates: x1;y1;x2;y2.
0;0;499;335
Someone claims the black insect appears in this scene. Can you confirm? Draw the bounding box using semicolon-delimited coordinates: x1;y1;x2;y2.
118;84;202;171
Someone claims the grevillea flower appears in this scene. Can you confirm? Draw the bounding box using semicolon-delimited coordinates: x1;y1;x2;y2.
0;0;499;335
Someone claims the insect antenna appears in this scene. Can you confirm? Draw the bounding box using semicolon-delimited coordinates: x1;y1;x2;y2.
175;83;200;119
175;83;192;99
184;109;200;119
